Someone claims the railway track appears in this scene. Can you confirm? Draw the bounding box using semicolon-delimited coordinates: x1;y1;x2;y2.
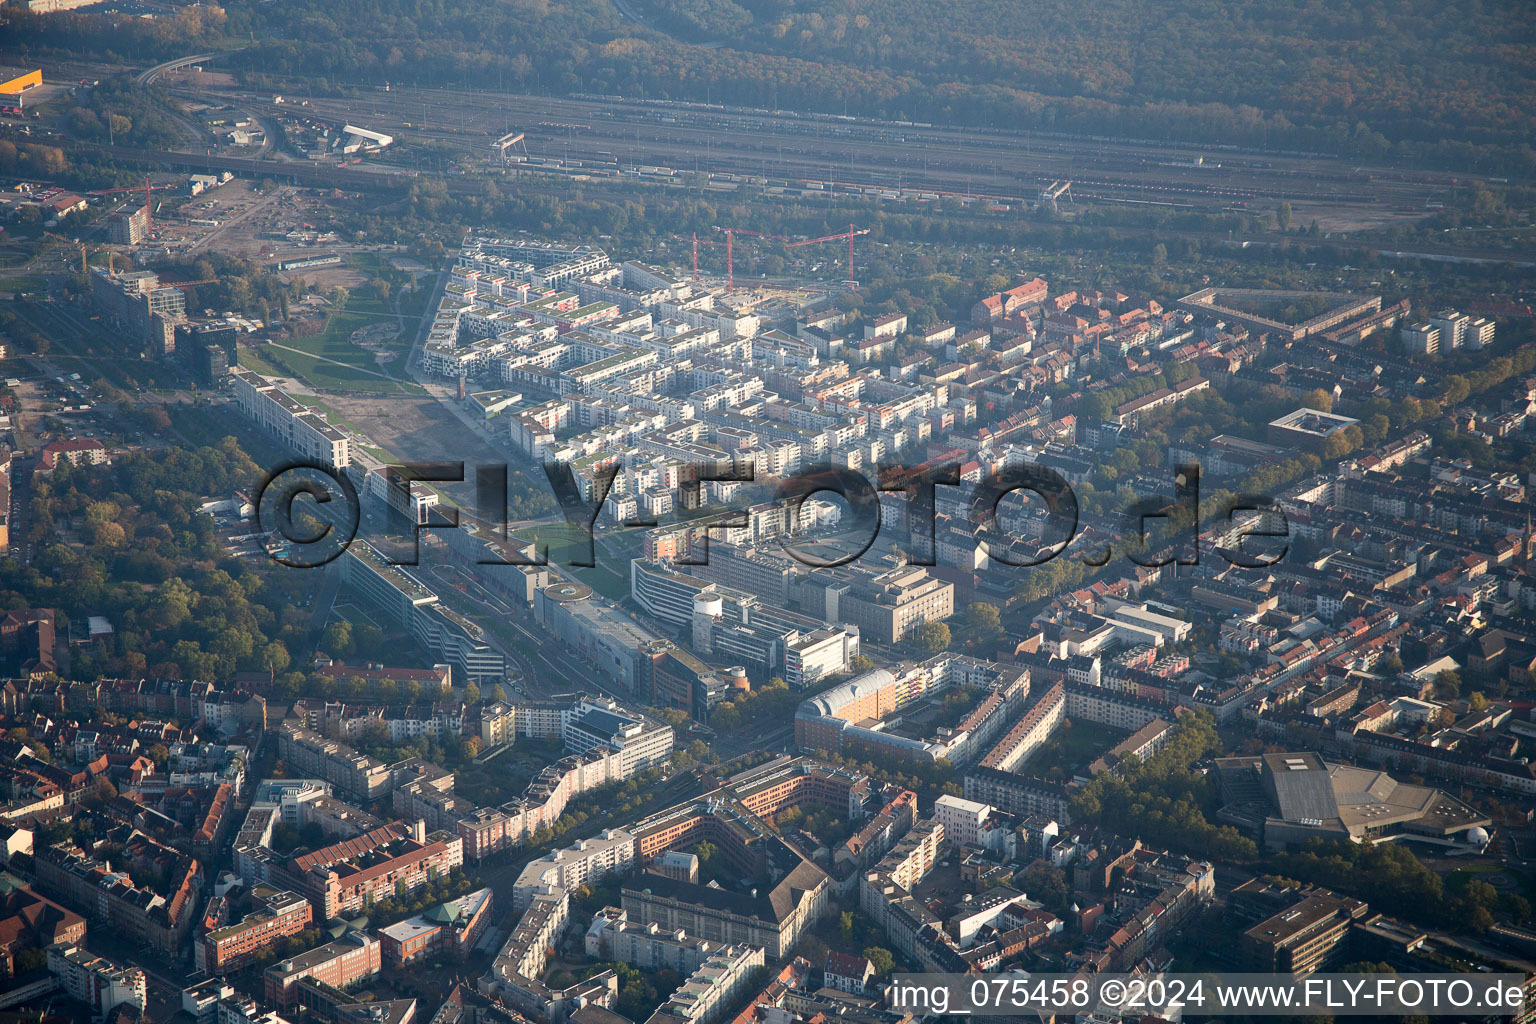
52;139;1532;266
249;86;1448;214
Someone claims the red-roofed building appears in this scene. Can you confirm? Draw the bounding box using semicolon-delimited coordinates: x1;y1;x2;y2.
0;885;87;973
38;439;110;473
822;951;874;994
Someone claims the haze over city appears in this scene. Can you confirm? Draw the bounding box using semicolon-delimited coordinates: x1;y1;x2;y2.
0;2;1532;1023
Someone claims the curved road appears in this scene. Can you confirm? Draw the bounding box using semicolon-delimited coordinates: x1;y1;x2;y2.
136;50;241;88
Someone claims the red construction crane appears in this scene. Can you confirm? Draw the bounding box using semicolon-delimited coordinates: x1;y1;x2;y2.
90;177;173;237
784;224;871;289
712;226;788;294
686;224;870;293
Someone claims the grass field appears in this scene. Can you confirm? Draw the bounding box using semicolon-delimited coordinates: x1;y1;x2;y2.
1025;720;1131;777
0;275;46;295
234;343;285;377
262;282;427;395
289;393;360;432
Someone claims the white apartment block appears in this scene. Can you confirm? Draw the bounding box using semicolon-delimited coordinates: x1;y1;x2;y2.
231;369;352;470
933;794;993;850
512;828;636;909
48;945;147;1023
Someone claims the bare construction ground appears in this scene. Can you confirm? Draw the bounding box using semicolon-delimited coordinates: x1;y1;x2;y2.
322;391;510;504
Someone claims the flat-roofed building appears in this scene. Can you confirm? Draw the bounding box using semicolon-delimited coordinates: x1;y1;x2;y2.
231;370;353;470
513;830;636;910
646;943;765;1024
1267;407;1363;451
47;944;146;1023
264;932;381;1008
1242;892;1369;976
196;886;313;975
798;565;953;644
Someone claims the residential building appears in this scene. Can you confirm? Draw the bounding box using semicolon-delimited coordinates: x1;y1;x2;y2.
264;932;382;1008
377;888;493;966
47;944;146;1023
196;887;313;975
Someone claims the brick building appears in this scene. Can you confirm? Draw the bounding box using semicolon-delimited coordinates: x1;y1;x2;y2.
195;887;313;975
264;932;381;1008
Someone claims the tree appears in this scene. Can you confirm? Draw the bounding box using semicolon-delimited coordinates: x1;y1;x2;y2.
914;621;951;654
262;642;291;675
13;947;47;974
863;947;894;978
849;654;875;673
1301;388;1334;413
322;621;354;657
964;602;1002;641
1435;670;1461;700
490;684;508;703
1461;879;1498;911
839;911;855;944
1021;860;1069;912
463;682;481;704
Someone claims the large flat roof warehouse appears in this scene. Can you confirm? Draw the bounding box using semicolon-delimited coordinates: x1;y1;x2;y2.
343;124;395;148
0;69;42;96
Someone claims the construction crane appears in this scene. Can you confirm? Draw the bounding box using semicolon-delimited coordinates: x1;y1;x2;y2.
711;226;786;294
705;224;871;292
784;224;870;290
90;177;175;236
42;231;115;275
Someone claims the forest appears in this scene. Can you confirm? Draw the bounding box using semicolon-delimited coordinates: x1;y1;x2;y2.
2;0;1534;172
0;440;314;686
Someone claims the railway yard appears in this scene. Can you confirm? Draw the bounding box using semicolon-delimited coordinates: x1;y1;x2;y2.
147;75;1465;233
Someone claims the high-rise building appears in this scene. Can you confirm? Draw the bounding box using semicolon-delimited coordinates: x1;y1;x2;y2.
107;205;149;245
1428;309;1471;350
176;319;239;387
89;268;185;353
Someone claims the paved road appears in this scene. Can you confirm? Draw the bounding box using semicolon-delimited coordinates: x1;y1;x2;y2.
309;560;342;631
189;183;289;253
136;50;239;88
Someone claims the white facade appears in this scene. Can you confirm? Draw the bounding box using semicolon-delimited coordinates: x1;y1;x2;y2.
933;794;992;850
512;828;636;910
48;945;147;1023
231;369;352;470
